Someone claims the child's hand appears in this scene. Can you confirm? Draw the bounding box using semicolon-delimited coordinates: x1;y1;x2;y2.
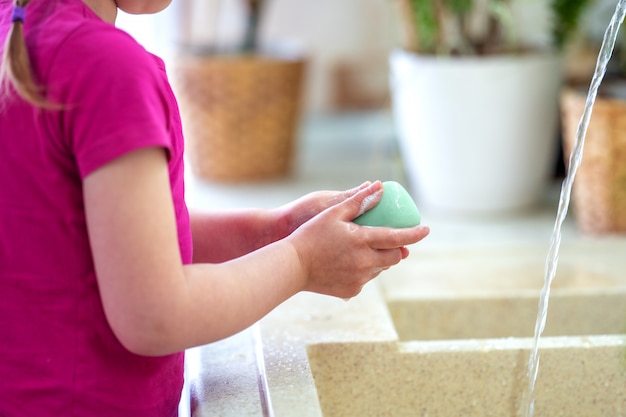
275;181;372;237
286;181;430;299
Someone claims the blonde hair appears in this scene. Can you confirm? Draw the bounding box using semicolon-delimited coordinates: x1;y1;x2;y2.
1;0;57;108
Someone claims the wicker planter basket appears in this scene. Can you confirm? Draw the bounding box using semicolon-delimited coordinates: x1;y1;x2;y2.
171;54;306;182
560;88;626;234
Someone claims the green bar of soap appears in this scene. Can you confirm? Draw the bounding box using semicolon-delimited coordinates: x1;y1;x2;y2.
353;181;421;228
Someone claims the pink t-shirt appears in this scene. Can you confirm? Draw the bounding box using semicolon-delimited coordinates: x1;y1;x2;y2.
0;1;192;416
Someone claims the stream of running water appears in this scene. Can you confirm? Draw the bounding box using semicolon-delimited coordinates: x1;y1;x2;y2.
519;1;626;415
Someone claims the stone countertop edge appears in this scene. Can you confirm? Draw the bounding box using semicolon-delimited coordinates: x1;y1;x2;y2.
258;281;398;417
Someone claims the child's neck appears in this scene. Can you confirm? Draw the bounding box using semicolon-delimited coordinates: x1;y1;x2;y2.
81;0;117;24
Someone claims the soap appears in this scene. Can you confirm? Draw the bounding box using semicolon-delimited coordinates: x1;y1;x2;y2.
353;181;421;228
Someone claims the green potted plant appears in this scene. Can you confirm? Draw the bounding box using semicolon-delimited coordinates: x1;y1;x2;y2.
560;0;626;234
171;0;307;182
389;0;590;215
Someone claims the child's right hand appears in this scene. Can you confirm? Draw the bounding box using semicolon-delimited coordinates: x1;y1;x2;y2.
286;181;430;299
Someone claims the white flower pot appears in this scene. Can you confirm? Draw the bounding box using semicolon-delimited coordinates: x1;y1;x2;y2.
389;50;563;214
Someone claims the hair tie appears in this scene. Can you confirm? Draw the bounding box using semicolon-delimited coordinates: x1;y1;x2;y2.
11;5;26;23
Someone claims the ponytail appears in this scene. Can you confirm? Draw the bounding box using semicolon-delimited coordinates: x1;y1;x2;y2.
1;0;57;108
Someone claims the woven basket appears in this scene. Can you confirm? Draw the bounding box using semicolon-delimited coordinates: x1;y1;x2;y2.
560;88;626;234
171;54;306;182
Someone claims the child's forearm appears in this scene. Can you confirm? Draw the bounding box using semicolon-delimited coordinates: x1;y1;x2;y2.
119;239;305;357
189;209;288;263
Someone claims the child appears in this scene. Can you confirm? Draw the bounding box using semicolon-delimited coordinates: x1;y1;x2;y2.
0;0;429;416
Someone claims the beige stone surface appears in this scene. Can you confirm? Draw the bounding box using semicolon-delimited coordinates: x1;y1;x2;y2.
381;241;626;341
308;336;626;417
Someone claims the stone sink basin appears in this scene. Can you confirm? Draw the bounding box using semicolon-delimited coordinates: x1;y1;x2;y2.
259;241;626;417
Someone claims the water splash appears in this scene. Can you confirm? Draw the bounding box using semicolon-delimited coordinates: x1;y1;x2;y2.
519;1;626;416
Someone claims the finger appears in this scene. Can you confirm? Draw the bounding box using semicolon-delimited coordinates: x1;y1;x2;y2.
374;247;405;269
344;181;372;198
364;225;430;250
322;181;371;208
332;181;383;221
323;181;374;210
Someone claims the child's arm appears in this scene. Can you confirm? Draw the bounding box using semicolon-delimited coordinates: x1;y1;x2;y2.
189;209;280;263
189;183;372;263
83;147;429;357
